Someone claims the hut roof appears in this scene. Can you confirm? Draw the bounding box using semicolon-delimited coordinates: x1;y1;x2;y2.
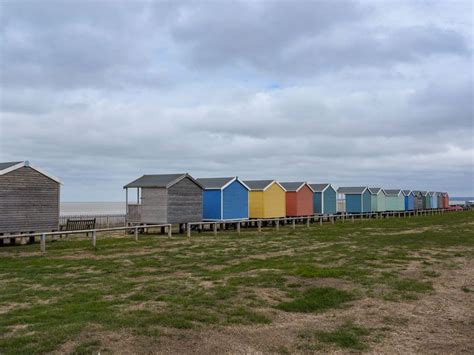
280;182;313;192
337;187;367;194
368;187;384;195
309;183;332;192
0;160;61;183
402;190;412;196
197;177;249;190
385;189;402;196
124;173;202;189
244;180;286;191
0;161;23;171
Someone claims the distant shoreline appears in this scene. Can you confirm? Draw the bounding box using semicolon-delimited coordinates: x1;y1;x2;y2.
61;201;125;215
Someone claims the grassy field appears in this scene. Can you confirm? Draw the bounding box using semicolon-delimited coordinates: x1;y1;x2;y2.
0;211;473;354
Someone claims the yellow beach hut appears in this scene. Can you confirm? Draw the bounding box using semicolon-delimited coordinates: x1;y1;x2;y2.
244;180;286;218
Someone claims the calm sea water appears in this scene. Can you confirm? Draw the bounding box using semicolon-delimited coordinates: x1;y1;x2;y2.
61;197;473;216
61;202;125;215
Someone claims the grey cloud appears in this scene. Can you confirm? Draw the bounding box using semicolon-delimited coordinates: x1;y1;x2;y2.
0;0;473;199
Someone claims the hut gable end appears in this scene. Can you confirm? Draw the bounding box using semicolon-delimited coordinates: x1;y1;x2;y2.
167;177;202;224
0;166;60;233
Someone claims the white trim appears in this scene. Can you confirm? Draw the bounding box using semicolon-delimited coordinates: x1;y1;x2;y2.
0;161;62;184
264;180;287;192
321;184;330;193
166;174;187;188
321;192;325;214
236;177;251;191
221;189;224;220
220;177;237;190
221;177;251;191
0;162;25;176
29;164;62;184
302;182;315;192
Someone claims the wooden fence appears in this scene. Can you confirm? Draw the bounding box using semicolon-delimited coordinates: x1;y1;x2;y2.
60;214;126;228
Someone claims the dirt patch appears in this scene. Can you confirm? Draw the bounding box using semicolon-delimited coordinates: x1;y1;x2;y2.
374;226;441;236
55;257;473;354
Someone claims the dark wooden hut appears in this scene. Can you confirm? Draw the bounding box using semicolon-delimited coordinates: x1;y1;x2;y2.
0;161;61;235
412;191;424;210
124;173;202;225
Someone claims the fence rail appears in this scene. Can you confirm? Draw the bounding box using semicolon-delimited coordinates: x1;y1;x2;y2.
59;214;126;228
0;208;458;252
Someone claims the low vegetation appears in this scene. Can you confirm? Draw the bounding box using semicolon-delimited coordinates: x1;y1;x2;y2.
0;211;472;353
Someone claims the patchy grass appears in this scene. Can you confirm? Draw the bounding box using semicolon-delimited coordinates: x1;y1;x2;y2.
312;322;371;350
277;287;354;313
0;211;472;354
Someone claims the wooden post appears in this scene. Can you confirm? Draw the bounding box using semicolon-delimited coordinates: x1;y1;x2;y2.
168;225;172;237
92;231;96;248
331;216;334;224
40;233;46;253
276;219;279;231
258;220;262;233
351;215;354;223
187;224;191;238
134;227;138;241
306;217;310;228
236;222;241;235
213;223;218;236
292;219;296;229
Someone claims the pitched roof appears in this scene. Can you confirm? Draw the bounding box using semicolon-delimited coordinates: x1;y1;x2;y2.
243;180;286;191
0;161;23;171
309;183;331;192
337;186;367;194
0;161;61;183
196;177;235;189
385;189;402;196
280;182;311;192
402;190;412;196
368;187;383;195
124;173;201;189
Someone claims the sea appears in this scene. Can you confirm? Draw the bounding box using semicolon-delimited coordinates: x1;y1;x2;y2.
61;202;125;216
60;197;473;216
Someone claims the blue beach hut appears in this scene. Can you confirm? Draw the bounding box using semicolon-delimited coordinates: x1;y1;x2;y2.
337;187;371;213
429;191;438;209
196;177;249;220
403;190;415;211
309;183;337;215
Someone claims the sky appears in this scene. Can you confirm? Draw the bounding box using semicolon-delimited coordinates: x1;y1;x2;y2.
0;0;473;201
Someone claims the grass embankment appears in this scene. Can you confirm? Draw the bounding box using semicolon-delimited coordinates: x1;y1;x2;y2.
0;211;472;353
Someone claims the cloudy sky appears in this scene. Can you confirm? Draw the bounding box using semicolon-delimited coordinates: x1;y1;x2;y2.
0;0;473;201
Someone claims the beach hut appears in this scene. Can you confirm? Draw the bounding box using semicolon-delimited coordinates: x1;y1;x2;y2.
244;180;286;219
0;161;61;235
422;191;431;209
412;191;424;210
368;188;386;212
385;189;405;211
309;183;337;215
280;182;314;217
442;192;449;208
402;190;415;211
124;173;202;225
196;177;249;221
337;187;371;214
437;192;443;210
429;191;438;209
